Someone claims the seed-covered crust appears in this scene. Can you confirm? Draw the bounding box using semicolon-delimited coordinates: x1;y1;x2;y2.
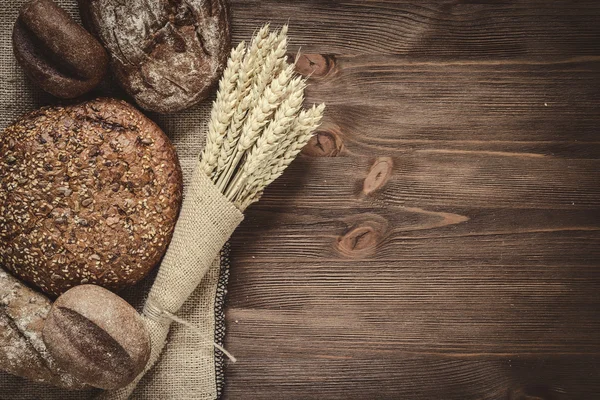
0;98;183;297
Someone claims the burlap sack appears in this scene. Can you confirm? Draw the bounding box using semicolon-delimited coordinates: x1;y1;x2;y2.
0;1;238;399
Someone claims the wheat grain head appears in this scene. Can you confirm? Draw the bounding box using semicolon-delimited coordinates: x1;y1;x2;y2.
199;42;246;175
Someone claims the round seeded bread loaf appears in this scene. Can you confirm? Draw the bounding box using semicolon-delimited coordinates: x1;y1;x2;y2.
0;98;183;297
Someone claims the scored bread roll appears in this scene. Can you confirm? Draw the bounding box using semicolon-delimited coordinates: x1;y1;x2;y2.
78;0;231;113
13;0;109;98
43;285;151;390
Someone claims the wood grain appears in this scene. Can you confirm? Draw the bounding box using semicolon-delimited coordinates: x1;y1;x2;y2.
230;1;600;59
224;1;600;399
303;55;600;153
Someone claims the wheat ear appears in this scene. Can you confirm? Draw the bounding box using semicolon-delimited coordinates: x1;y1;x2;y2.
221;63;296;197
240;103;325;208
213;25;276;187
228;76;306;202
201;23;326;210
199;42;246;176
251;25;289;99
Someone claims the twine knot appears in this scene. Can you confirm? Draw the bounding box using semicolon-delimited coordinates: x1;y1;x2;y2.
143;298;173;325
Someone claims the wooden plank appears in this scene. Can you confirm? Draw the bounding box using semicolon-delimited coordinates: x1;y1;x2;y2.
225;260;600;352
230;0;600;59
223;354;600;400
301;55;600;149
224;1;600;399
246;155;600;210
229;155;600;264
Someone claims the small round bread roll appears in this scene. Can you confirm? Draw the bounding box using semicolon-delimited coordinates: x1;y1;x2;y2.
13;0;109;98
0;98;183;296
43;285;150;389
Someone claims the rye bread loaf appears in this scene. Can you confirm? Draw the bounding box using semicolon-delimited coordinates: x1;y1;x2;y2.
0;269;87;390
78;0;231;113
0;98;183;297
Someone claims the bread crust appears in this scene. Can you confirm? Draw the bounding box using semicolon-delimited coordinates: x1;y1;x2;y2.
12;0;109;99
0;98;183;297
43;285;151;389
78;0;231;113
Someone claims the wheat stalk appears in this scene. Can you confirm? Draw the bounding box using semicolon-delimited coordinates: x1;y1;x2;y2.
227;76;306;202
273;103;326;178
199;24;326;210
239;104;325;208
271;103;326;170
251;26;289;99
247;76;306;175
213;25;272;184
199;42;246;176
220;63;296;196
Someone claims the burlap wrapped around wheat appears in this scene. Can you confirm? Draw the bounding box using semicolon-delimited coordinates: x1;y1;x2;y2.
103;170;243;400
0;1;237;399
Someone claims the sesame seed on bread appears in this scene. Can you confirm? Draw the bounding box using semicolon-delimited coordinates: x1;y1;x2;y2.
0;98;183;297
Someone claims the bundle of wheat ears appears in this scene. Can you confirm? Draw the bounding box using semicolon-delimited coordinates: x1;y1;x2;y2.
104;24;324;399
200;24;325;209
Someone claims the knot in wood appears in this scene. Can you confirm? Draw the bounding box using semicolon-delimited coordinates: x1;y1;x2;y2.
337;215;387;258
363;157;393;195
292;54;335;78
302;130;343;157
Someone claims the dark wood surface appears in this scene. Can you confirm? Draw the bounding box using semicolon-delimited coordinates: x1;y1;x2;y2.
223;1;600;399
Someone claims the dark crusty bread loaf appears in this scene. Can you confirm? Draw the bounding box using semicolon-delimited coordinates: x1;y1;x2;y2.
0;268;87;390
13;0;109;99
0;98;183;297
78;0;231;113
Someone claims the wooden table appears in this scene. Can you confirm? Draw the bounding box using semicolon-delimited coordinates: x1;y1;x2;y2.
224;2;600;399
